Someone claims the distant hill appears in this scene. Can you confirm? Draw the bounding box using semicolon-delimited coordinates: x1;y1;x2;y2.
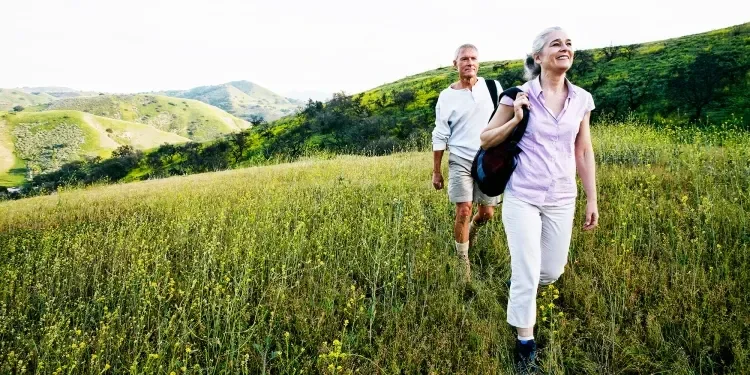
160;80;302;121
20;87;99;99
46;94;249;141
0;89;56;111
0;110;189;186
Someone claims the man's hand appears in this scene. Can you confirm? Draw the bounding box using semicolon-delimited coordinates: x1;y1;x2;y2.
432;171;444;190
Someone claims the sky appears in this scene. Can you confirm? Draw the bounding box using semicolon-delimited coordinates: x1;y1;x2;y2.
2;0;748;99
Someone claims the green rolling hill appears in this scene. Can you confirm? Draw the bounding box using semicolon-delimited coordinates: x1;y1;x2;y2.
45;94;250;141
0;89;57;111
160;80;303;122
0;110;189;186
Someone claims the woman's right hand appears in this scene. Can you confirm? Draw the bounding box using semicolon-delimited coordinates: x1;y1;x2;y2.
513;93;530;121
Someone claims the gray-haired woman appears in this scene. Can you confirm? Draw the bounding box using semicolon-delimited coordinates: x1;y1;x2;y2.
480;27;599;370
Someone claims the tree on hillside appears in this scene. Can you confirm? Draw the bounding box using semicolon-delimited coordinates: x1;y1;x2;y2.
112;145;136;158
375;94;388;109
602;44;619;62
617;76;650;112
393;89;416;111
667;50;744;122
231;131;249;163
620;44;638;60
428;96;439;111
568;50;594;81
159;143;178;165
302;100;324;117
590;69;608;91
12;105;24;112
249;114;266;126
495;66;524;88
492;62;509;72
201;140;230;171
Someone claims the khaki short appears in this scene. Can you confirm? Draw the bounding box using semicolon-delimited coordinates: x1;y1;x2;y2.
447;153;500;206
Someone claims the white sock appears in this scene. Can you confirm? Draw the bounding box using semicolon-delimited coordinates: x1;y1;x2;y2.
518;335;534;342
455;241;469;258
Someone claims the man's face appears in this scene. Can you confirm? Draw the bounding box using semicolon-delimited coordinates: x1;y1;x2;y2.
454;48;478;80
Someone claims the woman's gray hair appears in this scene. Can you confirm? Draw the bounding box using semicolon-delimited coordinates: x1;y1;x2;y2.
524;26;564;81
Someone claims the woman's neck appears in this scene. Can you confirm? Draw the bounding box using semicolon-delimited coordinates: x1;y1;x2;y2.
539;71;566;95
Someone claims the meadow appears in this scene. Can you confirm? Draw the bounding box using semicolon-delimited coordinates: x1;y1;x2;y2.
1;121;749;374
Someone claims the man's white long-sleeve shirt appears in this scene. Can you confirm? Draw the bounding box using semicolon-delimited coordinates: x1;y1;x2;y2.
432;77;500;161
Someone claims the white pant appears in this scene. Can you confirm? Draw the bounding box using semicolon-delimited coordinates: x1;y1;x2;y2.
502;192;576;328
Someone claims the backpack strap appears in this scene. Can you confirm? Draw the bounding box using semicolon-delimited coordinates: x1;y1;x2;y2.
486;79;499;121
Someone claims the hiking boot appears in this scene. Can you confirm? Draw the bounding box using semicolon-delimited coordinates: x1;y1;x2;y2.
515;339;537;374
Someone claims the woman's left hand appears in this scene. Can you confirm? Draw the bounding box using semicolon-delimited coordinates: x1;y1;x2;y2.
583;201;599;231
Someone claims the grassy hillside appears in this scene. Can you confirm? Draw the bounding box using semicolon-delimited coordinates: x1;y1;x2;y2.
85;114;190;149
46;94;250;141
0;89;56;111
1;123;748;373
0;110;190;186
161;80;302;122
362;23;750;121
257;23;749;157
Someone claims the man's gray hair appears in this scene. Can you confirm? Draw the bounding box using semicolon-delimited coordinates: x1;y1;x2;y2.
524;26;565;80
454;43;478;60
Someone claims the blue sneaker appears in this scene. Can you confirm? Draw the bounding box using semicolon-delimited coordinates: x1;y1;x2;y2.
515;339;537;373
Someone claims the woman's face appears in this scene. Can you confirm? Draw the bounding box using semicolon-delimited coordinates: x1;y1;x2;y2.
535;30;574;75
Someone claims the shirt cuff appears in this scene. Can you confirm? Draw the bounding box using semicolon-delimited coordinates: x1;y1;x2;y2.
499;96;514;106
432;141;447;151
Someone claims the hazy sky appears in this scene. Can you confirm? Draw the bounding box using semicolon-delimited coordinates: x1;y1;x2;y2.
3;0;748;97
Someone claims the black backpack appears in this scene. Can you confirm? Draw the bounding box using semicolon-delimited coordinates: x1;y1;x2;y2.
470;86;530;197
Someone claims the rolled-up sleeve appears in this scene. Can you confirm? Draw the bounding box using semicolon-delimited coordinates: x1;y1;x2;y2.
499;95;515;107
432;96;450;151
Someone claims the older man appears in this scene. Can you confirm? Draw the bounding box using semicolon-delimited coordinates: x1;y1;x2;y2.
432;44;502;281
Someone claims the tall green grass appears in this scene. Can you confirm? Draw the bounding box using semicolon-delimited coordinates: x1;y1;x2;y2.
1;122;748;374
